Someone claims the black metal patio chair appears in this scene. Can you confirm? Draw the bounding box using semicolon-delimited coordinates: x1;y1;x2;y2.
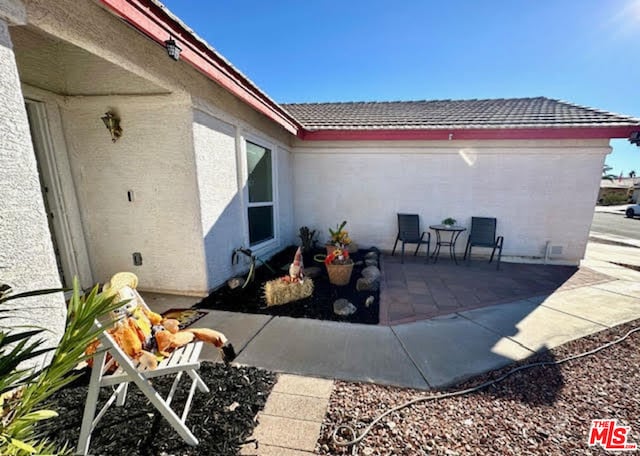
463;217;504;270
391;213;430;264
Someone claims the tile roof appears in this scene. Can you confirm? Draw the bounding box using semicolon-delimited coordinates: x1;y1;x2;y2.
281;97;640;131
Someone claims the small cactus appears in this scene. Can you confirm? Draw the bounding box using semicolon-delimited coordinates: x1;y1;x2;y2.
298;226;318;252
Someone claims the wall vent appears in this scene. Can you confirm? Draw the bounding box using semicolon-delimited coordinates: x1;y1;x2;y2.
544;242;567;263
550;245;564;256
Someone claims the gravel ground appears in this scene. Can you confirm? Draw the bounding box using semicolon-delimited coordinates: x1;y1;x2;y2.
40;363;276;455
318;319;640;455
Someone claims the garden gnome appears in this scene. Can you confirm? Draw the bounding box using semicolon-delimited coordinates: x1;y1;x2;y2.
288;246;305;282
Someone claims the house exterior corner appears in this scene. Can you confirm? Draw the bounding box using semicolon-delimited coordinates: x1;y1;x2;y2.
2;0;639;353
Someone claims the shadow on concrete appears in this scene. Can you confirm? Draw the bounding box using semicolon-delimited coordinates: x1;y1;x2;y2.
392;281;607;391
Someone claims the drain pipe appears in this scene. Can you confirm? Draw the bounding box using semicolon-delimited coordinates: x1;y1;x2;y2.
544;240;551;265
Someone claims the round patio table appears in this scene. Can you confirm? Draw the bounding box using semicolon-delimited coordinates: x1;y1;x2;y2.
429;224;467;264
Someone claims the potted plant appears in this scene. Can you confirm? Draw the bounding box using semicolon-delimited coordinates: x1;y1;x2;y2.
324;247;354;286
326;220;352;254
442;217;457;227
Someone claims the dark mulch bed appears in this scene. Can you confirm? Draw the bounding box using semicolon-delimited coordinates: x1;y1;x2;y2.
40;363;276;456
197;246;380;325
318;319;640;455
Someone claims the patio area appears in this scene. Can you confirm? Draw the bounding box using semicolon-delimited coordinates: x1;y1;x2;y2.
135;246;640;454
380;254;614;325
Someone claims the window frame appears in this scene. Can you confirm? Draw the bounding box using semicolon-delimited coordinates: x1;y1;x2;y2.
241;134;279;250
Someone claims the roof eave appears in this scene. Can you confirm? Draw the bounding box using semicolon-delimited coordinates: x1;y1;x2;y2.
98;0;301;135
299;125;640;141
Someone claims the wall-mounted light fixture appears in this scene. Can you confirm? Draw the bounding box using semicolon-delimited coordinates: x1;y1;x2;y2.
101;111;122;143
164;36;182;61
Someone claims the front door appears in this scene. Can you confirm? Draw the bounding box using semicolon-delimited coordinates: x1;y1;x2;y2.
25;101;68;288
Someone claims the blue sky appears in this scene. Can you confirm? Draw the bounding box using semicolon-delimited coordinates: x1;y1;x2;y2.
162;0;640;174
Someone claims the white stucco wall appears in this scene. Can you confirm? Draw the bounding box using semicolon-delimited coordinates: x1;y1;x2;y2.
292;139;609;264
0;9;66;351
13;0;296;293
277;144;295;257
61;95;209;295
192;101;295;290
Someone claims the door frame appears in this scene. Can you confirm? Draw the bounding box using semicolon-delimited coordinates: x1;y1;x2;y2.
25;98;93;290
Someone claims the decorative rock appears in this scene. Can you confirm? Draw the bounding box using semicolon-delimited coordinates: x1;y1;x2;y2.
355;260;364;266
226;401;240;412
356;277;379;291
365;295;375;307
333;298;356;316
364;251;379;260
227;277;244;290
361;265;381;281
364;258;378;267
305;266;322;279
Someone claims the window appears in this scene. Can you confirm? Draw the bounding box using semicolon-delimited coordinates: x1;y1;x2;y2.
246;140;274;245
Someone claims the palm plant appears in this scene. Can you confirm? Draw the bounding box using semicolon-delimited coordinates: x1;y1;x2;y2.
602;164;617;181
0;278;120;455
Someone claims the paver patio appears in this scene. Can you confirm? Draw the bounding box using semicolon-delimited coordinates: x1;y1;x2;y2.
380;254;614;324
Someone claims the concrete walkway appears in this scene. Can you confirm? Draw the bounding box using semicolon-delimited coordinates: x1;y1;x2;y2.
593;204;628;215
240;374;333;455
233;285;640;389
590;231;640;248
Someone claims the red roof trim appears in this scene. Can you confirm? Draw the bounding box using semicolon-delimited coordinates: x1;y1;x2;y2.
300;126;640;141
98;0;300;135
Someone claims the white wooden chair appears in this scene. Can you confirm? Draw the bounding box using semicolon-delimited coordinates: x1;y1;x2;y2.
76;289;210;455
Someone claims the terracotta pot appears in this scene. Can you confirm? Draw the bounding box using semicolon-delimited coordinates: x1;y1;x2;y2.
326;261;354;286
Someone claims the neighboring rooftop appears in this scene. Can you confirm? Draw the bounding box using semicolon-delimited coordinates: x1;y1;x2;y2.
282;97;640;131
